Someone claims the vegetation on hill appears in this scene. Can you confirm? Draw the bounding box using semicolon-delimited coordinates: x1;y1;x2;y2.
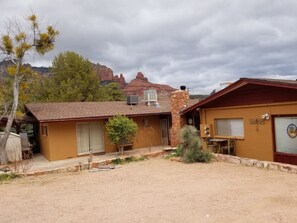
30;51;125;102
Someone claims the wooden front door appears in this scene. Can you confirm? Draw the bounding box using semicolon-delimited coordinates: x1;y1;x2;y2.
160;119;169;145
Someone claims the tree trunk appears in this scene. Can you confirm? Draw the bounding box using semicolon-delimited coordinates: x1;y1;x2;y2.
0;61;21;165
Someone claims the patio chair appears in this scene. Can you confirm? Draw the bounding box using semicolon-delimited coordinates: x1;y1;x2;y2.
20;133;33;159
206;138;218;153
221;138;236;155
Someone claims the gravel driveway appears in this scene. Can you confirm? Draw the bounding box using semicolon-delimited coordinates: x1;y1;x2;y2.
1;157;297;223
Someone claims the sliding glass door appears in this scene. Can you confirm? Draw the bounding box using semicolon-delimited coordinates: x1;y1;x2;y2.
77;122;104;154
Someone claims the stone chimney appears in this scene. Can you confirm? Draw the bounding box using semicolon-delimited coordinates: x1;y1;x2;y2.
170;87;189;147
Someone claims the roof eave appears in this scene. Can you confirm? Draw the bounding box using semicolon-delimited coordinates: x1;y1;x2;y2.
37;111;171;123
183;77;297;114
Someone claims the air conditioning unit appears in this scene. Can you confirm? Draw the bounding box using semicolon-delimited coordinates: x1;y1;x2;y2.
127;95;139;105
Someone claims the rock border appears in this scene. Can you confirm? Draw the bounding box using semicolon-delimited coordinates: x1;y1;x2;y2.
170;153;297;174
19;150;168;176
214;154;297;174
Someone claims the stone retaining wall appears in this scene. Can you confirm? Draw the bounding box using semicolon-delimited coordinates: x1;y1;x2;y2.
170;153;297;174
214;153;297;174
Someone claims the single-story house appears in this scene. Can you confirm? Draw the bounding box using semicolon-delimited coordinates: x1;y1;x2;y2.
183;78;297;165
25;94;198;161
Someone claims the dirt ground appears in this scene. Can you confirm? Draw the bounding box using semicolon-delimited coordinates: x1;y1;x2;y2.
1;157;297;223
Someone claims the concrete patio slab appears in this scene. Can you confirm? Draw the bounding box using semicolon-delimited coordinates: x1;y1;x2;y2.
27;146;172;174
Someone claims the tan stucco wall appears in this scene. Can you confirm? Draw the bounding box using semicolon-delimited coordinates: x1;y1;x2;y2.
200;102;297;161
39;122;78;161
40;115;167;161
133;116;163;148
105;116;165;153
39;124;50;160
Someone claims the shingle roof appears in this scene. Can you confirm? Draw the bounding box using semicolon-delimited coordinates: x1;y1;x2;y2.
25;101;170;122
26;98;200;122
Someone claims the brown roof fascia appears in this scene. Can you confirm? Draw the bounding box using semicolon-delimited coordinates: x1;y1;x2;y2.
37;112;171;123
24;105;40;122
182;78;247;113
240;78;297;89
182;77;297;114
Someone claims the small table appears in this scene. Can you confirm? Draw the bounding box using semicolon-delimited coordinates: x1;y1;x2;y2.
209;139;228;153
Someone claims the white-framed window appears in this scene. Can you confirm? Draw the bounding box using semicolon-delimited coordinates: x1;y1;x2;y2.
215;118;244;137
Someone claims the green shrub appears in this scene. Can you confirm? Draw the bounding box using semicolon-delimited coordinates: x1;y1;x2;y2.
179;125;214;163
124;157;134;163
111;158;123;165
196;150;214;163
111;156;148;164
0;173;18;181
183;149;214;163
180;125;198;148
164;146;183;159
106;116;138;155
183;148;199;163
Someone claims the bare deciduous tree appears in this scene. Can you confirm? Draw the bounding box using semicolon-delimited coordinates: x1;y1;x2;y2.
0;14;58;164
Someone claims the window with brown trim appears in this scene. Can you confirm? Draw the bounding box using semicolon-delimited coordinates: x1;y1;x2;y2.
142;118;150;127
41;126;48;137
215;118;244;137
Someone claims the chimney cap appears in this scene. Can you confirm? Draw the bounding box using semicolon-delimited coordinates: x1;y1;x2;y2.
180;85;186;91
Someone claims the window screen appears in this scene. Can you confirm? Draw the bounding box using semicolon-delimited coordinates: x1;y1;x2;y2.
215;119;244;137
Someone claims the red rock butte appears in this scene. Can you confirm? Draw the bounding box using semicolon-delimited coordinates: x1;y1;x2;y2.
124;72;176;99
93;63;176;99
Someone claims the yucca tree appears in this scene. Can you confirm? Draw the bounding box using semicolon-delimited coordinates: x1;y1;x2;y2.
0;14;58;164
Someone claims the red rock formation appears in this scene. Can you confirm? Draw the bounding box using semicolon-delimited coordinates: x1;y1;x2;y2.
135;72;148;81
123;72;176;99
93;63;126;88
93;63;114;81
119;74;126;87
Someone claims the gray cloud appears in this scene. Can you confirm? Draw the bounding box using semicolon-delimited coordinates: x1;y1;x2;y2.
1;0;297;94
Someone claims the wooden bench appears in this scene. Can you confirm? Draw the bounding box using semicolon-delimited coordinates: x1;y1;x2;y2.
118;142;133;154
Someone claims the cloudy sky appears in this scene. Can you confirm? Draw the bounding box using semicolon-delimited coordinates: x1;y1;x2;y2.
1;0;297;94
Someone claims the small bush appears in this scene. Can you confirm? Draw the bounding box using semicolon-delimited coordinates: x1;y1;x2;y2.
180;125;198;148
183;146;200;163
164;146;183;159
183;147;214;163
196;150;214;163
111;158;123;165
179;125;214;163
111;155;148;164
174;146;183;157
124;157;134;163
0;173;18;182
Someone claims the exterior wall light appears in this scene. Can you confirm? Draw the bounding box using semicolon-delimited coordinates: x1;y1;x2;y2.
188;118;193;125
261;113;270;121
